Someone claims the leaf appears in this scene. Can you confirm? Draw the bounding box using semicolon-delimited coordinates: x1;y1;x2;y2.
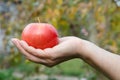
57;0;63;5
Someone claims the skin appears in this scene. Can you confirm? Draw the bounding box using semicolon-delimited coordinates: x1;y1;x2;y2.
11;36;120;80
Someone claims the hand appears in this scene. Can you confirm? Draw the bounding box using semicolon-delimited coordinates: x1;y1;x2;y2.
11;37;120;80
11;36;83;67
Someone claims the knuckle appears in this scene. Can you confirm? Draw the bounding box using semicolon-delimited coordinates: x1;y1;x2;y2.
49;56;56;61
46;64;54;67
34;52;39;56
45;60;55;67
48;53;57;61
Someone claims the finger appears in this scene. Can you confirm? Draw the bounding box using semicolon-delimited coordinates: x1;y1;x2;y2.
26;56;47;65
12;38;46;64
20;40;49;59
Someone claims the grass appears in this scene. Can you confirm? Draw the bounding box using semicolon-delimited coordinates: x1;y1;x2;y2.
59;59;85;76
44;59;87;77
0;58;109;80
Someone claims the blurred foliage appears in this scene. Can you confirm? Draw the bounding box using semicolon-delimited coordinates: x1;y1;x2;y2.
0;0;120;80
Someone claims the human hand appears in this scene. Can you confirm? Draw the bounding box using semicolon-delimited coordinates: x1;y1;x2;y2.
11;36;84;67
11;37;120;80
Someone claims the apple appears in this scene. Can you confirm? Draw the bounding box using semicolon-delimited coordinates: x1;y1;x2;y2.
21;23;59;49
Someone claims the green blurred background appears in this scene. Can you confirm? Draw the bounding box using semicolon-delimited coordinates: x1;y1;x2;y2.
0;0;120;80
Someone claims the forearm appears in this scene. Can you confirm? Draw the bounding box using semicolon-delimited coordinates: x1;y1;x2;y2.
78;40;120;80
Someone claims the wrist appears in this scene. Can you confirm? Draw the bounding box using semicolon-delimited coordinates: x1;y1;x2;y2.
76;39;96;60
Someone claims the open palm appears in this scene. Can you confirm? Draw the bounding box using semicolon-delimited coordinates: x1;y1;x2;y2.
12;37;82;67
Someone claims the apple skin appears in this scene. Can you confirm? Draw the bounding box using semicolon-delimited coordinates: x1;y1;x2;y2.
21;23;59;49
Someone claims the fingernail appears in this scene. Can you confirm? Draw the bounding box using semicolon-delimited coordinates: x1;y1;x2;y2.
20;41;23;44
20;41;26;45
11;38;15;43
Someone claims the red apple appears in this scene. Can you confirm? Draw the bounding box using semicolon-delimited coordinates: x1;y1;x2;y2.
21;23;59;49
